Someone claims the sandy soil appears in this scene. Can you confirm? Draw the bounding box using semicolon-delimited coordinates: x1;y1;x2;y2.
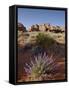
17;46;65;82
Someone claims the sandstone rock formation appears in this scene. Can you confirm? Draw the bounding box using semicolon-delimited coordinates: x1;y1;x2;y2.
18;23;27;47
39;24;46;31
29;23;65;33
29;24;39;32
18;23;27;32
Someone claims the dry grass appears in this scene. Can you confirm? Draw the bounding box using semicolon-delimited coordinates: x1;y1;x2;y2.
18;31;65;47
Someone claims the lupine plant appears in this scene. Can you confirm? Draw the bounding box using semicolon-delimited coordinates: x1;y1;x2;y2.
24;52;60;81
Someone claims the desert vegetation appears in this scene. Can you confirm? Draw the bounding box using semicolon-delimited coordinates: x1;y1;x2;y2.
24;53;60;81
36;33;55;48
17;23;65;82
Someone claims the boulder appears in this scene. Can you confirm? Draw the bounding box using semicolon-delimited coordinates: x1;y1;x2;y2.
29;24;39;32
39;24;46;31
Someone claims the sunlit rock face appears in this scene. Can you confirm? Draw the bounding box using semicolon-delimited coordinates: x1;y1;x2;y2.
39;24;46;31
29;24;39;32
29;23;65;33
18;22;65;33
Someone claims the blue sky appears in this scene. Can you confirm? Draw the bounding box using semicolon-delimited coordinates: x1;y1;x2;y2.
18;8;65;30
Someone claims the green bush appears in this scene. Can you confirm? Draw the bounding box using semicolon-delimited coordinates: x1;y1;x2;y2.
36;33;55;48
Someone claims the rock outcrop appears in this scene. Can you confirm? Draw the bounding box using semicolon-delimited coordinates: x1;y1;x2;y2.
29;24;39;32
18;23;27;32
29;23;65;33
18;23;27;47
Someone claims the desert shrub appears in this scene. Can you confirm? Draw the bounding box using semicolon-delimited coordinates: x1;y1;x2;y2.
31;46;46;55
24;52;60;81
36;33;55;48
